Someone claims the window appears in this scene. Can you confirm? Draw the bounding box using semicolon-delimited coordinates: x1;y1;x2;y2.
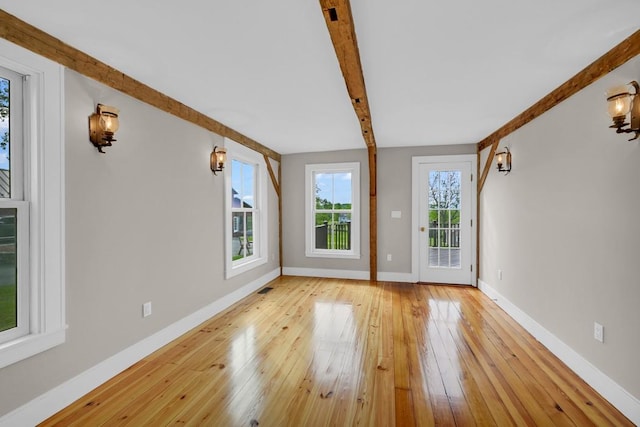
0;66;29;344
305;162;360;259
225;139;268;278
0;39;65;369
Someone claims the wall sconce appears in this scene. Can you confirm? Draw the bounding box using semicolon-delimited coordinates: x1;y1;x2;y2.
496;147;511;174
89;104;120;153
606;81;639;141
210;146;227;175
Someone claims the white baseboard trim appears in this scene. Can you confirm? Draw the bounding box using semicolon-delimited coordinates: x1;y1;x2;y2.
0;268;281;427
282;267;417;283
377;271;417;283
283;267;369;280
478;279;640;425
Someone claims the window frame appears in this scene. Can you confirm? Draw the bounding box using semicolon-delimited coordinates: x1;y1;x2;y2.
224;139;268;278
0;39;65;369
305;162;360;259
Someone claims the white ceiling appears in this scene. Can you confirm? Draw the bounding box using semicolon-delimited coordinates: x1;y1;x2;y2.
1;1;639;154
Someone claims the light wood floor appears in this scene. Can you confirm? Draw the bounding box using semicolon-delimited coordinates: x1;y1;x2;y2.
41;277;632;426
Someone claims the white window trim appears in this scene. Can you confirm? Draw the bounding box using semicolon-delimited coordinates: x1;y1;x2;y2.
224;138;268;278
305;162;360;259
0;39;65;369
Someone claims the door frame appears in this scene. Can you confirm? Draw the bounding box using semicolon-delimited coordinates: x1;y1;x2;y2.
411;154;477;286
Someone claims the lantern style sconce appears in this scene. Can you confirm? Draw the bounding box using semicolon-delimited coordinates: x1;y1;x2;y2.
89;104;120;153
210;146;227;175
606;81;639;141
496;147;511;174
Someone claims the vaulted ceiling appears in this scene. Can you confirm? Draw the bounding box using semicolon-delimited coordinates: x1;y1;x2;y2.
1;1;639;155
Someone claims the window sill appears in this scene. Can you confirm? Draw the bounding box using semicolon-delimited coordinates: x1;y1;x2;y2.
305;251;361;260
226;256;267;279
0;328;66;370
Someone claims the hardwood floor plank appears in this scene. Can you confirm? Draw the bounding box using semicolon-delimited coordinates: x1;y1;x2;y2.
366;282;396;427
394;387;416;427
398;285;436;426
39;278;634;426
425;286;509;426
465;288;632;426
452;287;594;426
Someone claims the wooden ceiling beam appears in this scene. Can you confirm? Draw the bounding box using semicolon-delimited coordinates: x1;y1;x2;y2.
319;0;377;148
478;29;640;152
0;9;281;161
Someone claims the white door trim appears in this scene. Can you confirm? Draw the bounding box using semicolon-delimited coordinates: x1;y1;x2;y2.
411;154;477;286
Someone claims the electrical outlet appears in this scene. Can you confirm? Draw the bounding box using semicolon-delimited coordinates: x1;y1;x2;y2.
498;269;503;280
387;254;392;261
594;322;604;343
143;302;152;318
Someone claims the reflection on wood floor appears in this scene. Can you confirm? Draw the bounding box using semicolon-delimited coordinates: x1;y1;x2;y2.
41;276;632;426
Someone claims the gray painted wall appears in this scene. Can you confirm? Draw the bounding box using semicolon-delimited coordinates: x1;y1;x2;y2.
282;149;370;272
377;145;476;273
480;57;640;399
0;69;280;416
282;144;476;274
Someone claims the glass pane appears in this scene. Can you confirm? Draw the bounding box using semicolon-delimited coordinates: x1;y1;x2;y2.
429;247;439;267
231;160;255;209
314;213;329;249
451;209;460;226
245;212;253;256
231;160;242;208
429;225;438;248
242;163;254;208
0;208;17;333
0;77;9;198
315;173;333;209
449;171;461;209
451;225;460;249
232;212;244;260
439;210;450;228
332;213;351;250
334;172;352;208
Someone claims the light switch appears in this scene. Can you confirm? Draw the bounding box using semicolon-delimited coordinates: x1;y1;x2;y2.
391;211;402;219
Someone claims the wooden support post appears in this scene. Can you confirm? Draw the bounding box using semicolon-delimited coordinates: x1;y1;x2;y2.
278;162;283;275
368;145;377;282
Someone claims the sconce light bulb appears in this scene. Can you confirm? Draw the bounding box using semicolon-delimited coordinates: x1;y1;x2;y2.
103;116;114;132
99;114;119;133
607;85;632;120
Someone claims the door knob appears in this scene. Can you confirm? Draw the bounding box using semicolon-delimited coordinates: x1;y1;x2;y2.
420;227;425;232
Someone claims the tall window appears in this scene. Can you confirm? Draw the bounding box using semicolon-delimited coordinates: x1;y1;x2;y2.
231;159;256;262
224;139;268;278
305;162;360;259
0;39;65;369
0;66;29;344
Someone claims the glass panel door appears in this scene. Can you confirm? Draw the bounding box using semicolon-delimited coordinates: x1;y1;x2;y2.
419;160;473;285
